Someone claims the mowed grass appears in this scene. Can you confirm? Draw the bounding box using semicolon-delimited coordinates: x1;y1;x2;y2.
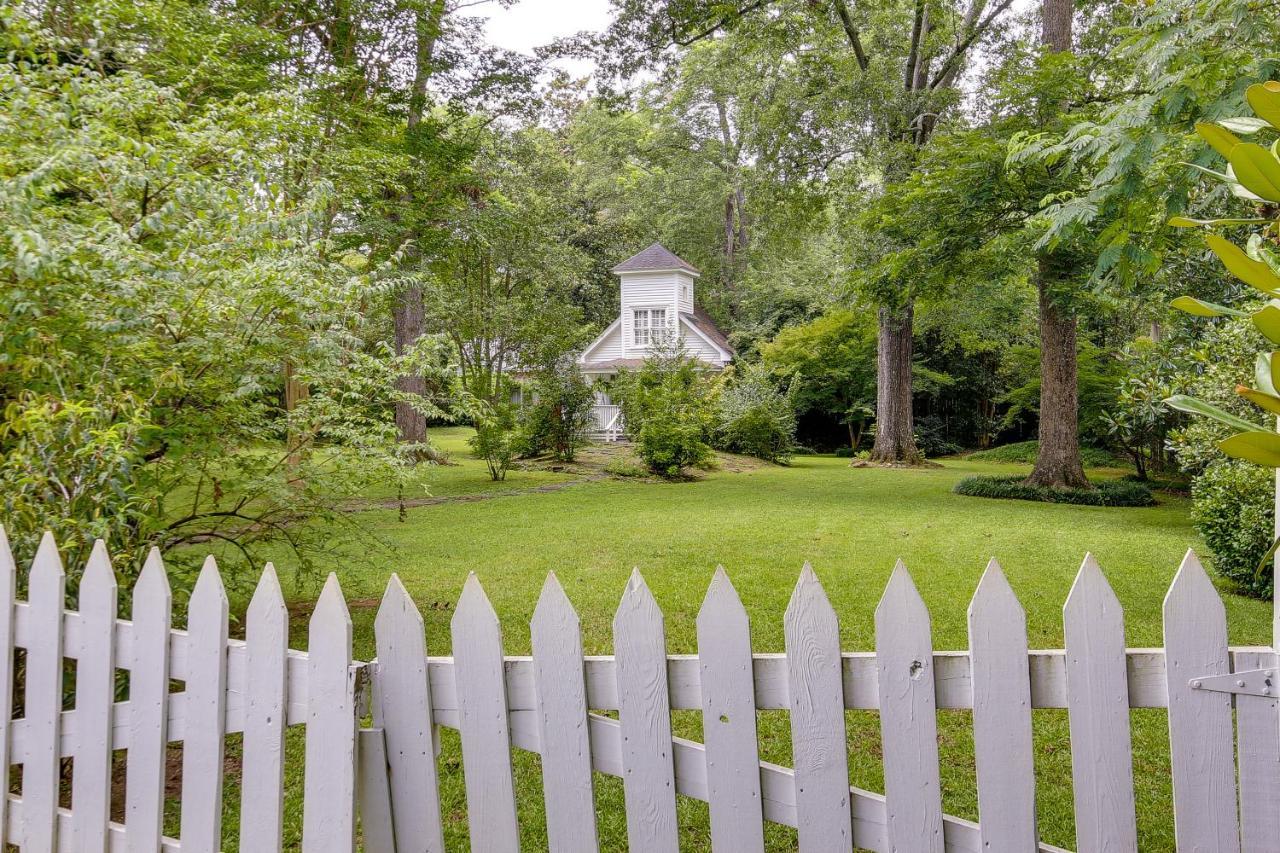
217;427;1270;851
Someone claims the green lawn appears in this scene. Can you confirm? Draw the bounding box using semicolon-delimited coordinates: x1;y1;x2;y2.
223;429;1271;851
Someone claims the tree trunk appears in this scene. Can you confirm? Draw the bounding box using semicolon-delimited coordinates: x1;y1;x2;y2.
870;302;923;464
1024;0;1086;488
1026;263;1089;488
391;0;446;448
394;284;428;445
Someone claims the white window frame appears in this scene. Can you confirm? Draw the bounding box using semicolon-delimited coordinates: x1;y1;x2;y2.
633;307;668;345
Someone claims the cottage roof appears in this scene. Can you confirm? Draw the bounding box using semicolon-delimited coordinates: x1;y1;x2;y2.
683;308;734;355
610;242;701;275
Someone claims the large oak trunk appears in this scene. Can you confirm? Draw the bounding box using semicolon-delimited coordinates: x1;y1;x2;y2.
1026;266;1089;488
394;284;428;445
870;301;923;464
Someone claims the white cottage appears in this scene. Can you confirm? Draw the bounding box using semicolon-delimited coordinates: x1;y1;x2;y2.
579;243;734;439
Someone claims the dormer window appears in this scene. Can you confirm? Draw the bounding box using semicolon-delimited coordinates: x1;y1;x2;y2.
682;283;690;303
634;308;667;345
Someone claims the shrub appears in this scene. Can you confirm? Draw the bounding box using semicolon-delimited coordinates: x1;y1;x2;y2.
953;475;1154;507
613;342;717;478
714;364;798;463
518;361;596;462
834;446;856;458
469;404;518;481
1190;461;1273;598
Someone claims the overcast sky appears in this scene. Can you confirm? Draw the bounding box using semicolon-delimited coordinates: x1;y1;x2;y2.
476;0;614;79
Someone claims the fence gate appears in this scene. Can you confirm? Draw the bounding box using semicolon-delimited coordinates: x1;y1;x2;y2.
0;524;1275;851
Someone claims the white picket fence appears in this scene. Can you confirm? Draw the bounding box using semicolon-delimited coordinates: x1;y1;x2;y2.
1;523;1276;852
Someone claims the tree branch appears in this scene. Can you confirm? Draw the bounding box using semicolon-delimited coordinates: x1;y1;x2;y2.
832;0;870;70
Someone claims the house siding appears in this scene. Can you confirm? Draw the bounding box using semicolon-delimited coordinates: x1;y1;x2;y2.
620;271;678;357
587;323;624;360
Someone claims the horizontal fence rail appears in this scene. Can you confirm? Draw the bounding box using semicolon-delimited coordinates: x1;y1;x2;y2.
0;523;1276;852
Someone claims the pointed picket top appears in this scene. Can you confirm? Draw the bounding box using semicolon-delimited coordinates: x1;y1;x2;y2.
1064;552;1121;617
136;547;172;603
80;540;117;599
248;562;287;623
1163;549;1223;617
190;555;228;610
311;572;351;631
452;571;498;630
614;568;664;630
533;571;579;631
875;559;928;626
30;531;65;583
696;565;748;628
968;558;1023;619
786;561;836;624
376;572;423;633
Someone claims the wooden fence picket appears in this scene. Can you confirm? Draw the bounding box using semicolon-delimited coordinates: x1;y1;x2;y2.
783;563;852;853
22;533;65;852
874;561;943;853
71;541;118;853
530;572;598;853
125;548;173;853
697;567;765;853
302;574;357;853
1232;649;1280;853
1163;550;1240;851
1063;554;1138;853
373;573;445;853
451;573;520;851
240;564;289;853
0;527;15;849
967;559;1037;850
1;529;1273;853
612;569;678;853
180;557;230;853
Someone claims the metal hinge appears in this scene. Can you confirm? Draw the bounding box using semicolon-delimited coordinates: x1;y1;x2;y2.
1189;668;1277;697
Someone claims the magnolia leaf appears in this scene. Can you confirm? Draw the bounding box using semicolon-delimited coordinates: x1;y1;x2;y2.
1254;305;1280;343
1238;386;1280;415
1246;82;1280;131
1226;164;1266;201
1208;234;1280;294
1170;295;1247;317
1270;352;1280;394
1168;216;1268;228
1219;430;1280;467
1219;117;1272;134
1196;122;1242;158
1164;394;1264;432
1256;353;1279;396
1228;143;1280;201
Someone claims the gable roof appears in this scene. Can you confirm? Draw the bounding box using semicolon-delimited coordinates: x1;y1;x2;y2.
683;308;734;356
611;242;701;275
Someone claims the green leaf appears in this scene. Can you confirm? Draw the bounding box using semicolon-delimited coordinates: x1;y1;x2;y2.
1164;394;1264;432
1219;117;1272;134
1246;82;1280;131
1208;234;1280;294
1256;353;1278;395
1170;295;1247;317
1196;122;1242;158
1254;305;1280;343
1219;430;1280;467
1226;165;1266;201
1238;386;1280;415
1168;216;1268;228
1228;143;1280;202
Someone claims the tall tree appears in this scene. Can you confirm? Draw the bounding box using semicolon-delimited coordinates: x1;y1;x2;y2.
1024;0;1090;488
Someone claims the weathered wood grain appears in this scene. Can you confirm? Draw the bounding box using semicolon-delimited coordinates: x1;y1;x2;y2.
783;564;852;852
531;572;598;853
